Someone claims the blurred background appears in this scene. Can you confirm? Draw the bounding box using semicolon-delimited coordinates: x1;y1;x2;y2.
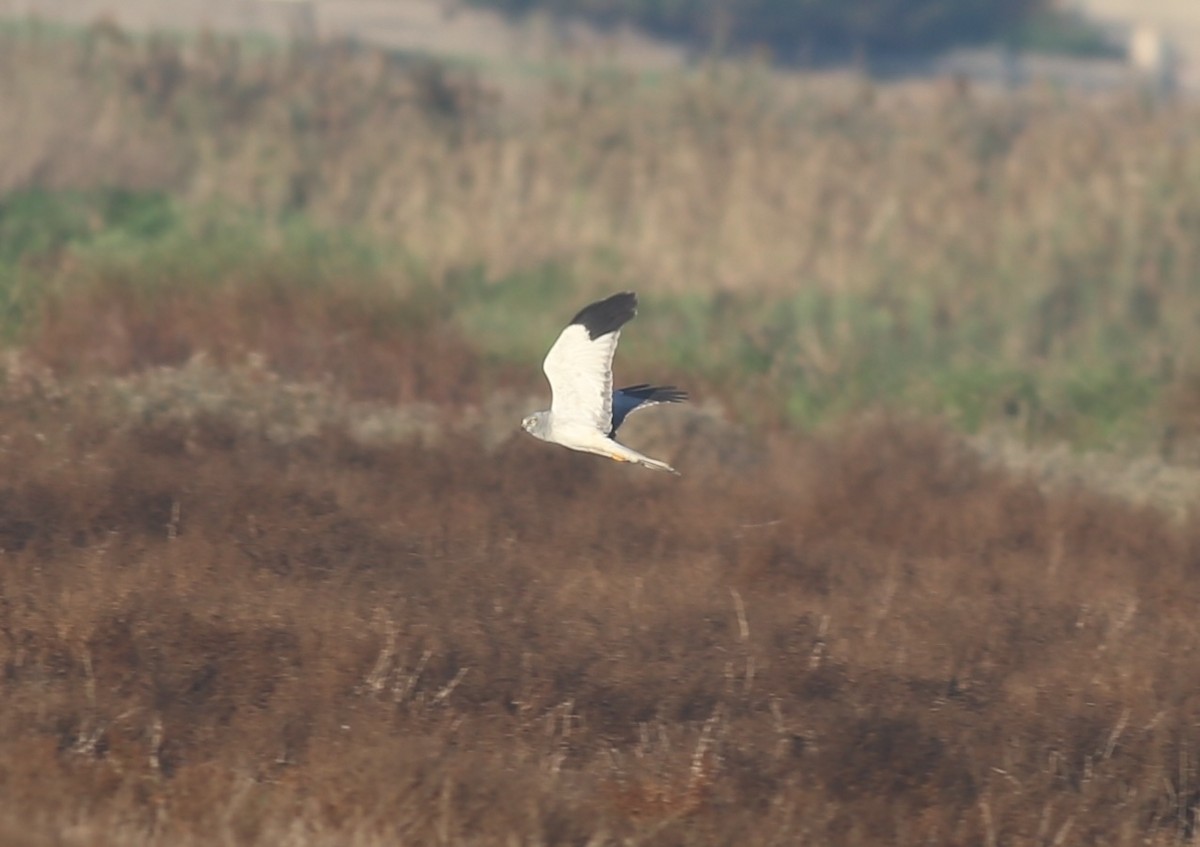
1;0;1197;89
1;0;1199;465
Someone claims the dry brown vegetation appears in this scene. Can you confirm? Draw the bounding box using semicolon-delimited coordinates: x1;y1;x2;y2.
1;287;1200;846
27;274;500;405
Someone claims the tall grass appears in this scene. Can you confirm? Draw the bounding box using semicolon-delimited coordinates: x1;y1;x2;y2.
2;22;1199;447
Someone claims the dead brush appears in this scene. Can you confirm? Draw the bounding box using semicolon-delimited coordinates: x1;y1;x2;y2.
605;713;722;824
2;385;1200;843
606;752;718;823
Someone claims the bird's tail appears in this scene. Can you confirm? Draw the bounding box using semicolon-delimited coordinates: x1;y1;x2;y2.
637;455;680;475
610;440;680;475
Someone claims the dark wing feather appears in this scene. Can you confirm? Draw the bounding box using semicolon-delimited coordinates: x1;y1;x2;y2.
609;384;688;436
569;292;637;340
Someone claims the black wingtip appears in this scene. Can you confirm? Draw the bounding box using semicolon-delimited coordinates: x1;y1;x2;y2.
569;292;637;340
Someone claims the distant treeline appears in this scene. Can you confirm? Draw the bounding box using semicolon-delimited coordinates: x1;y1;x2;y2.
467;0;1052;58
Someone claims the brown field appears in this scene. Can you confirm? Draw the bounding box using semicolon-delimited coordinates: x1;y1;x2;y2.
1;285;1199;846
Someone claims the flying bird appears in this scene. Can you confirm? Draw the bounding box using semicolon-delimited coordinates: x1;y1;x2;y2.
521;292;686;474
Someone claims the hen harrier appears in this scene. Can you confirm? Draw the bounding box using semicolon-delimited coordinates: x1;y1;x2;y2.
521;292;686;474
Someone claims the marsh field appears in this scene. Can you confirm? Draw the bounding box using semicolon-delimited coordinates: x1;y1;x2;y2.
3;20;1200;845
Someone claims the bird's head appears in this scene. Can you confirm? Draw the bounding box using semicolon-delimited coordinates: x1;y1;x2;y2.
521;411;548;440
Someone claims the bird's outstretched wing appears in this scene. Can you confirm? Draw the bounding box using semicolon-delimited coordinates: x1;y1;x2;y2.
610;384;688;436
542;292;637;432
